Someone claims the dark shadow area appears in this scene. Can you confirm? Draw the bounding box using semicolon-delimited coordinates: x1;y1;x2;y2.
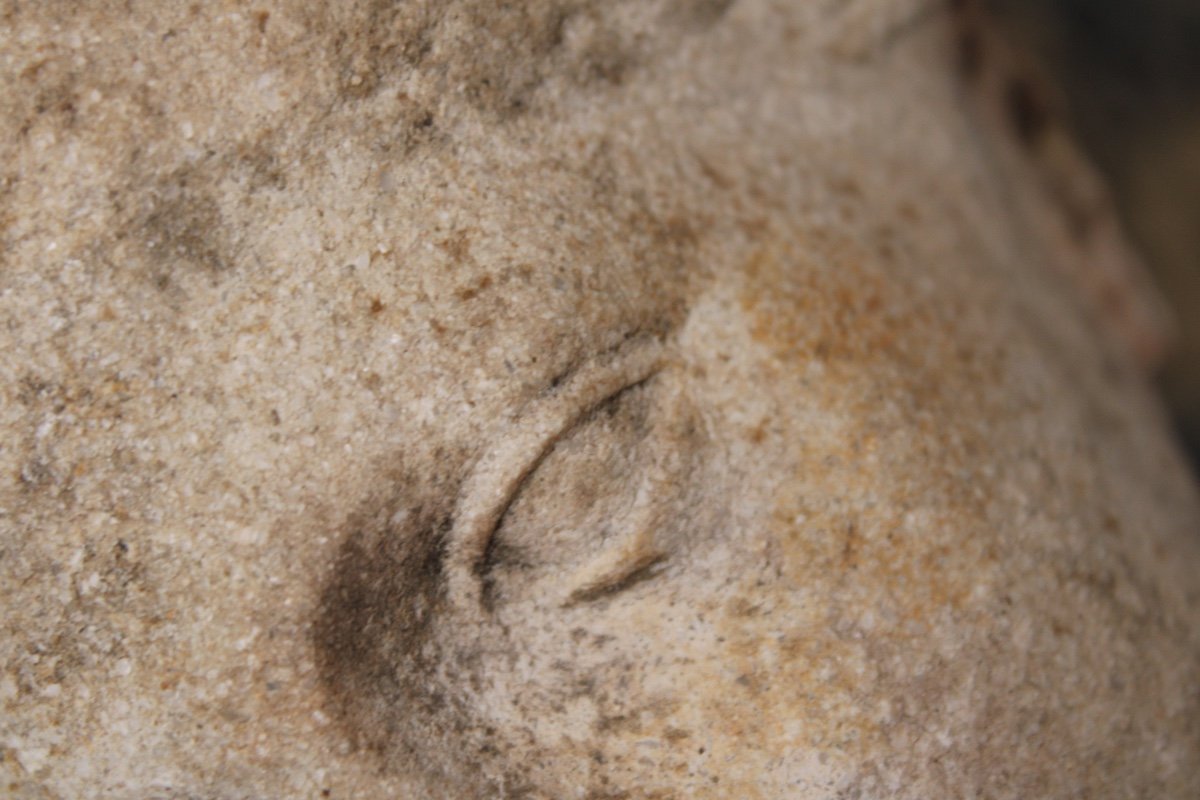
988;0;1200;470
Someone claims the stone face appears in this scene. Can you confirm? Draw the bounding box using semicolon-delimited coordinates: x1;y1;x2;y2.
2;1;1199;798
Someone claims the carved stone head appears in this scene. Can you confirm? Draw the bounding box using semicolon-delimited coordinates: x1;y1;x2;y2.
2;1;1198;798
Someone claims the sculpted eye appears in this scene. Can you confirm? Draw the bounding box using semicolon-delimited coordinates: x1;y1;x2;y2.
444;335;692;613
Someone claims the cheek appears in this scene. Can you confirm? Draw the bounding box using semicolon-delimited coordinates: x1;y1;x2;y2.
470;564;882;796
681;256;1007;623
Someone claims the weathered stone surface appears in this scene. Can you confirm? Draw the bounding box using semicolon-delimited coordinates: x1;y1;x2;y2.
2;1;1198;798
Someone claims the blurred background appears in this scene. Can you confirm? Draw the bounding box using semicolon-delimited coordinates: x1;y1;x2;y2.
986;0;1200;469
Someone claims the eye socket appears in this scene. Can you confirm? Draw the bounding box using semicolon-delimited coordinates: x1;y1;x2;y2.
483;378;676;610
444;336;683;613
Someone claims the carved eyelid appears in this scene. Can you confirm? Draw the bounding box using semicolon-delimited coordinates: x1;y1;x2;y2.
445;335;665;613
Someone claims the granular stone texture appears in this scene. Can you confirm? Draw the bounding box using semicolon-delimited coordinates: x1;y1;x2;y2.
2;1;1198;798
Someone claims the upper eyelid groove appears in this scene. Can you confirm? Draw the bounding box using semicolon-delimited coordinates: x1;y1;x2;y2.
444;334;666;613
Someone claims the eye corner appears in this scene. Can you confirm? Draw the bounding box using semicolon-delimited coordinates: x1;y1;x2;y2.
560;547;669;608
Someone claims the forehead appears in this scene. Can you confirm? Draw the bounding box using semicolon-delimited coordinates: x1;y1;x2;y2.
354;147;695;385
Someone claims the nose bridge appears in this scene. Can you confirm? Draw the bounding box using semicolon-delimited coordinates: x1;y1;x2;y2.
689;505;994;793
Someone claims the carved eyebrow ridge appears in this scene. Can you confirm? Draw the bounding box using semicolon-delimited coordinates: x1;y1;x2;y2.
445;335;665;613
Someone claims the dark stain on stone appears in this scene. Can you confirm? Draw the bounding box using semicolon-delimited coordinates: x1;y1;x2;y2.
437;229;472;263
662;0;735;32
141;205;223;278
9;529;160;702
13;51;81;137
101;124;295;295
324;0;438;100
253;9;270;34
311;487;485;786
1005;75;1050;149
958;28;984;79
323;0;727;120
108;163;239;292
0;172;17;254
449;1;575;114
235;136;288;192
17;457;53;493
456;274;493;301
311;444;619;795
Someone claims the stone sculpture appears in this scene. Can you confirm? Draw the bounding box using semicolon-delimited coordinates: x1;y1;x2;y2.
2;1;1198;797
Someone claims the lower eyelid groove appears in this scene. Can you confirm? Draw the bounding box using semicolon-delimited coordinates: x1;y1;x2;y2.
444;334;665;614
557;453;678;607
